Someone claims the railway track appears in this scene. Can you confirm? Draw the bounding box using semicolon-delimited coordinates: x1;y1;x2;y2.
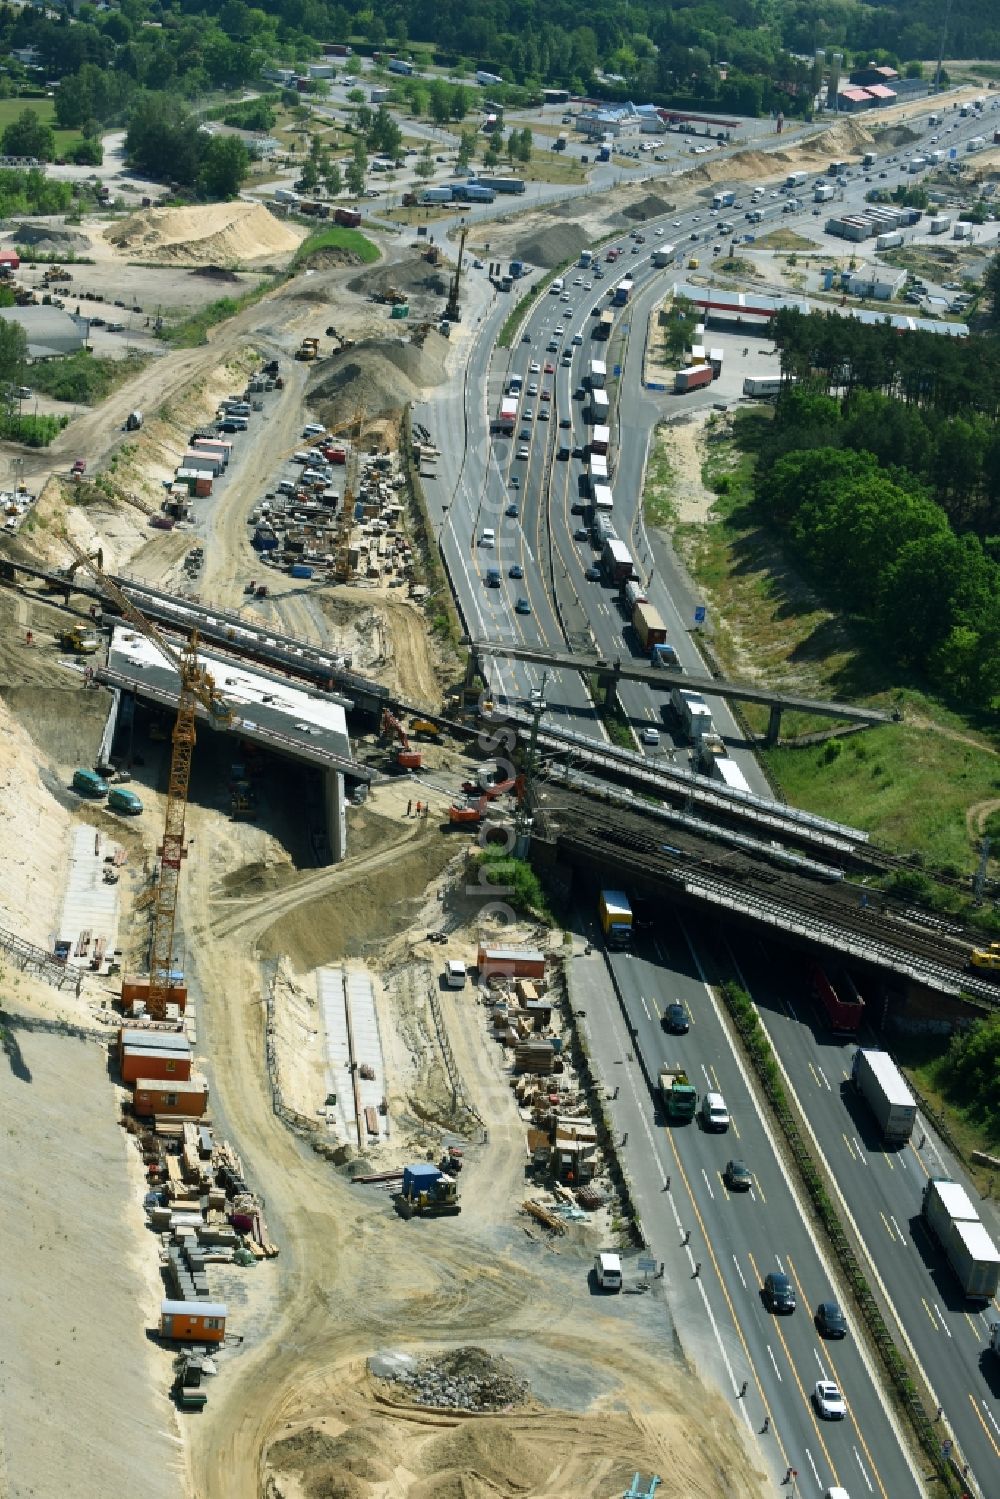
538;786;1000;1003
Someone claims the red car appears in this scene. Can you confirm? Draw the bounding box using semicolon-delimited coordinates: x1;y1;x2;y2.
544;361;555;373
540;388;551;401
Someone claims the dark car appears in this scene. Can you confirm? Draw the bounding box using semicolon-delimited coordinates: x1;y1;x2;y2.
510;475;520;488
764;1272;796;1314
573;386;586;400
724;1159;752;1192
519;427;531;441
585;564;601;581
559;416;572;428
506;503;519;517
217;420;241;433
509;563;524;579
815;1300;847;1339
663;1001;690;1034
557;445;571;461
574;527;589;541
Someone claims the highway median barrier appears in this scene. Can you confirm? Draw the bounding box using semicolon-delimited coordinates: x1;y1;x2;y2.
720;981;962;1495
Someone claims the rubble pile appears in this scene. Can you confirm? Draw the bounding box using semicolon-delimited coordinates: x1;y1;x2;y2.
381;1346;530;1410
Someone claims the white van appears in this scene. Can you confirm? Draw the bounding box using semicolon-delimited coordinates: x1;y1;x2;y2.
445;959;467;988
480;528;495;547
824;1490;850;1499
594;1252;622;1291
549;277;564;294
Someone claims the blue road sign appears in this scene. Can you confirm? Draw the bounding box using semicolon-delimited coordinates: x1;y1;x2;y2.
613;364;622;376
694;605;707;624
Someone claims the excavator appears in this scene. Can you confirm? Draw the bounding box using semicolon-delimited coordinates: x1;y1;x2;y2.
58;623;99;655
448;766;519;824
381;709;422;770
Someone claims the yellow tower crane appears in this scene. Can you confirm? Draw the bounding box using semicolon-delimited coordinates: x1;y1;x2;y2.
61;538;233;1019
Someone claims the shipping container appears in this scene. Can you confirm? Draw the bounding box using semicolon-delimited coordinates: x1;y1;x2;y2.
587;456;609;491
120;1043;192;1084
624;579;647;613
612;278;634;306
289;564;314;579
334;208;362;228
492;178;526;194
595;310;614;340
133;1074;209;1118
589;389;610;423
675;364;714;393
592;483;614;512
477;945;546;980
159;1300;227;1343
742;374;785;397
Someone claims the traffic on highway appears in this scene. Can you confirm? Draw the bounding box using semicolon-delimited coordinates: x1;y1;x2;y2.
425;94;1000;1499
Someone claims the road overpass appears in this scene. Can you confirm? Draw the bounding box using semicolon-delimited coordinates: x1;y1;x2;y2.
466;639;895;740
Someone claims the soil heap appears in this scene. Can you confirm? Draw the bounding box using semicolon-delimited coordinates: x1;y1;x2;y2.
309;332;450;426
103;202;302;266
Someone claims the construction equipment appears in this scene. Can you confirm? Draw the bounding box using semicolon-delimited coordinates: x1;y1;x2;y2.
60;537;234;1020
295;337;320;361
443;226;468;324
54;545;103;597
58;624;99;654
381;709;421;769
969;942;1000;976
448;795;487;825
395;1164;461;1219
324;326;355;351
42;266;72;283
423;244;441;265
410;718;441;739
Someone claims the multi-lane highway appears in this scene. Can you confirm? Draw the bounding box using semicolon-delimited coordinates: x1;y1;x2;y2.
414;98;1000;1498
572;911;925;1497
731;937;1000;1489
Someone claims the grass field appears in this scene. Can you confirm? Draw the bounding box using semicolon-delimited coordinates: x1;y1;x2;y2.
670;412;1000;877
292;225;379;265
752;229;818;251
0;97;83;153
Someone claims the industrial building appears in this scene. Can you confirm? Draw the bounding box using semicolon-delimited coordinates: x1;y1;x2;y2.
0;306;90;359
667;283;969;337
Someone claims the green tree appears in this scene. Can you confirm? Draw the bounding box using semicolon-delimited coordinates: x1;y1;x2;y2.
0;317;27;385
296;155;320;192
347;87;365;104
515;126;532;163
198;135;249;199
457;129;476;168
414;143;434;181
428;79;451;125
345;138;366;198
450;84;469;120
984;253;1000;326
483;142;500;170
323;160;343;197
2;109;56;162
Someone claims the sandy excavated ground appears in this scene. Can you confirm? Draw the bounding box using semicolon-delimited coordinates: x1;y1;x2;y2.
102;201;305;267
0;166;798;1499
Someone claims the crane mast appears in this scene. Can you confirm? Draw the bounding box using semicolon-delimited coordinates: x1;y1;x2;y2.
60;538;232;1019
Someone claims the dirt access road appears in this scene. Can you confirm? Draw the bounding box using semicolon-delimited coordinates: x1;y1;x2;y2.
177;787;766;1499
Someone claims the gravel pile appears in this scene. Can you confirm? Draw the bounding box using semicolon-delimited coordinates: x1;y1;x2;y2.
379;1346;529;1410
515;221;587;268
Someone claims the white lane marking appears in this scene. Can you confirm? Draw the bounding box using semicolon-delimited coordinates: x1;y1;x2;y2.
853;1446;874;1492
766;1344;782;1382
805;1449;822;1490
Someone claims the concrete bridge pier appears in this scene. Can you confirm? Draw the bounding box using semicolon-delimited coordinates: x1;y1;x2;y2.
765;703;782;746
324;769;347;863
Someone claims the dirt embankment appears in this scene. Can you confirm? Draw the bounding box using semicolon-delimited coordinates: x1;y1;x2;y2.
103;201;305;267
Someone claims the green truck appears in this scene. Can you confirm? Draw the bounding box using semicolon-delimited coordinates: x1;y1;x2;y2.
659;1065;697;1122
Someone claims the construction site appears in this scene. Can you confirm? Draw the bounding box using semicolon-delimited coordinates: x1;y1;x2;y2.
0;176;788;1499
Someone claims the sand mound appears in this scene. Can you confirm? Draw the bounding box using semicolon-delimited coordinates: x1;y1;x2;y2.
622;192;674;221
417;1422;550;1492
103;202;302;266
270;1419;397;1498
515;221;587;267
309;332;449;428
11;222;89;255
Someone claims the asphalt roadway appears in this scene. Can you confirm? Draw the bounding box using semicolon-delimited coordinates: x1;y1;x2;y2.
568;908;925;1499
413;99;1000;1497
731;935;1000;1490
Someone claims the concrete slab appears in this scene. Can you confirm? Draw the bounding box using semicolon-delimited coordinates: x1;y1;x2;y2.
57;824;123;970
